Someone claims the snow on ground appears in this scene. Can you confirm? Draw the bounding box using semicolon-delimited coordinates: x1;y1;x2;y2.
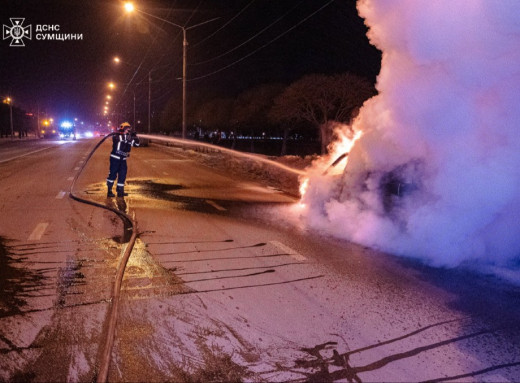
147;139;313;198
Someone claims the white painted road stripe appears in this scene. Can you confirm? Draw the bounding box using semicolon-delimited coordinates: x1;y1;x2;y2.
56;191;66;199
270;241;306;261
0;146;54;164
205;200;227;211
28;223;49;241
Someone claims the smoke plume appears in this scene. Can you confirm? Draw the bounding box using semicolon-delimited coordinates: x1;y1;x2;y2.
299;0;520;274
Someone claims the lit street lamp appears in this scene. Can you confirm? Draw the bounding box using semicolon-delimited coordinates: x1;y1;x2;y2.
124;2;219;138
124;2;135;13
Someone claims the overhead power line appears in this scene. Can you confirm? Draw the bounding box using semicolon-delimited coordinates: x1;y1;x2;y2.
190;0;304;66
190;0;257;49
188;0;335;82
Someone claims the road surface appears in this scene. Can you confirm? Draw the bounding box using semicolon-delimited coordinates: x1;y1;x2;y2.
0;137;519;382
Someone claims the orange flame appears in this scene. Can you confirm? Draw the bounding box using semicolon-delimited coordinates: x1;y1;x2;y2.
299;125;363;202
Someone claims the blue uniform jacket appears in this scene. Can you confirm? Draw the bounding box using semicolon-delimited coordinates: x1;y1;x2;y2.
110;132;140;160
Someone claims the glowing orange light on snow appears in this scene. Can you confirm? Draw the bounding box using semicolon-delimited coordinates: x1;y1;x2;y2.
297;126;363;202
326;130;363;176
299;178;309;198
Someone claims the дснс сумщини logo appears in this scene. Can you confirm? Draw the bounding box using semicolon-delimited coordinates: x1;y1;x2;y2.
3;18;32;47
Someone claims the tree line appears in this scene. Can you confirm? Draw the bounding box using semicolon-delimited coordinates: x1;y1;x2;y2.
159;72;377;155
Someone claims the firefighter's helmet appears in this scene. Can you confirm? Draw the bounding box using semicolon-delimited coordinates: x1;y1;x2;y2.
119;122;131;131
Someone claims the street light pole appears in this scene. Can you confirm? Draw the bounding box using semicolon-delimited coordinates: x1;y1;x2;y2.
148;70;151;134
37;104;40;138
124;4;219;139
4;97;14;139
182;28;187;139
112;59;139;129
9;99;13;140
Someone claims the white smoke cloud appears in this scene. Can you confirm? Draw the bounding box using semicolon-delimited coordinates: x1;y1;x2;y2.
299;0;520;272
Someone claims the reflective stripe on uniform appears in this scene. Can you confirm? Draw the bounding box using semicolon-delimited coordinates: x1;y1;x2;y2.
116;135;123;153
107;179;115;183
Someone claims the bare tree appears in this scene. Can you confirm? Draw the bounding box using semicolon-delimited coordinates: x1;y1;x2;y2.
194;98;234;131
160;97;182;135
232;83;285;135
270;73;376;154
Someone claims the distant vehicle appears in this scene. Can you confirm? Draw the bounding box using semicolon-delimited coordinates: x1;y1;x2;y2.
40;120;59;139
59;121;76;140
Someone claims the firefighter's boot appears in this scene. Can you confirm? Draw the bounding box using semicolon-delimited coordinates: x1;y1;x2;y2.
107;182;115;197
116;186;128;197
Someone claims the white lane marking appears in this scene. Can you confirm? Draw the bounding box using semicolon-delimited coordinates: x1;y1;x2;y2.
205;200;226;211
0;146;54;164
270;241;306;261
28;223;49;241
56;191;66;199
67;176;74;181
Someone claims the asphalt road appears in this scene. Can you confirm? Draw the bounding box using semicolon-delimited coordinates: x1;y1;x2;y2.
0;137;519;382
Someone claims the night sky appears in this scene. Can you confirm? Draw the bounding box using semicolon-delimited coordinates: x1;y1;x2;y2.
1;0;380;124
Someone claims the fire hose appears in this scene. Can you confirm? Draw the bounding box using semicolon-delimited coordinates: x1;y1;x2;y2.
68;133;137;382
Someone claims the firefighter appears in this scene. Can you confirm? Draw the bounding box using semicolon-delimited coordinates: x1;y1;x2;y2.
106;122;140;197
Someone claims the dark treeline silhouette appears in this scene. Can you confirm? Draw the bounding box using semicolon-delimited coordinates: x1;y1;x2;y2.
159;72;377;156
